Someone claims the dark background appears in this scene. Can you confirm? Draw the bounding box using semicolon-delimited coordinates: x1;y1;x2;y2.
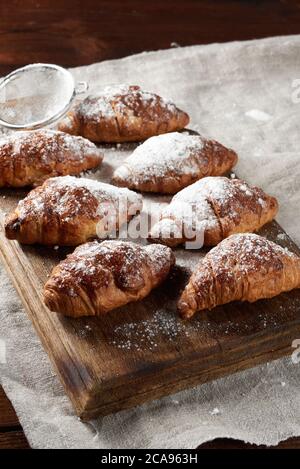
1;0;300;76
1;0;300;449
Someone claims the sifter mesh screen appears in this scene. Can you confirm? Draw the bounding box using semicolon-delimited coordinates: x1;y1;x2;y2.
0;64;75;128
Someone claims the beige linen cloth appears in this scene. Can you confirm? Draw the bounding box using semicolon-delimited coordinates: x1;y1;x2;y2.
1;35;300;449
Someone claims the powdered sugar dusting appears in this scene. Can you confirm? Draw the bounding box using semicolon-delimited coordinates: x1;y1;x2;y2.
78;84;178;122
52;175;141;205
17;175;142;222
49;240;173;301
151;176;274;239
0;129;100;164
207;233;296;277
114;132;205;181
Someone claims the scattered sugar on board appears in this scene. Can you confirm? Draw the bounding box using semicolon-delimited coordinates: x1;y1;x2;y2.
110;310;210;351
277;233;288;242
108;303;286;353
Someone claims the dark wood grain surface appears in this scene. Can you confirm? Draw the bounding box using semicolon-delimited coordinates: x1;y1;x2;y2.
0;387;30;448
1;0;300;77
1;0;300;450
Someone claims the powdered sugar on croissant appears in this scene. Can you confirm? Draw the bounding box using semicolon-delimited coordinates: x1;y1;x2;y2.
148;176;278;247
58;84;189;142
0;129;103;187
178;233;300;318
112;132;238;193
44;240;175;316
5;176;143;245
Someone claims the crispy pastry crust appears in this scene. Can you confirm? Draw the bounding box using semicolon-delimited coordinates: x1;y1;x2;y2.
5;176;142;246
112;133;238;194
148;177;278;247
58;85;189;142
0;129;103;187
44;240;175;317
178;233;300;318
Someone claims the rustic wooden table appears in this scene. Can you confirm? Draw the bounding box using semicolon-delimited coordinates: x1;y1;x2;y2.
1;0;300;449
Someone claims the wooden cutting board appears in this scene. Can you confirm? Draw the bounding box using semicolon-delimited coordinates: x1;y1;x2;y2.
0;141;300;421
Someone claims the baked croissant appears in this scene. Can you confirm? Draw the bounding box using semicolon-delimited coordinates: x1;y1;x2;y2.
5;176;142;245
58;84;189;142
112;132;238;193
148;177;278;247
44;240;175;317
178;233;300;319
0;129;103;187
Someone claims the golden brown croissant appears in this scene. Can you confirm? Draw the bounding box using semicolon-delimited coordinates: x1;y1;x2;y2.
5;176;142;245
58;84;189;142
44;240;175;317
0;129;103;187
148;177;278;247
112;132;238;193
178;233;300;319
